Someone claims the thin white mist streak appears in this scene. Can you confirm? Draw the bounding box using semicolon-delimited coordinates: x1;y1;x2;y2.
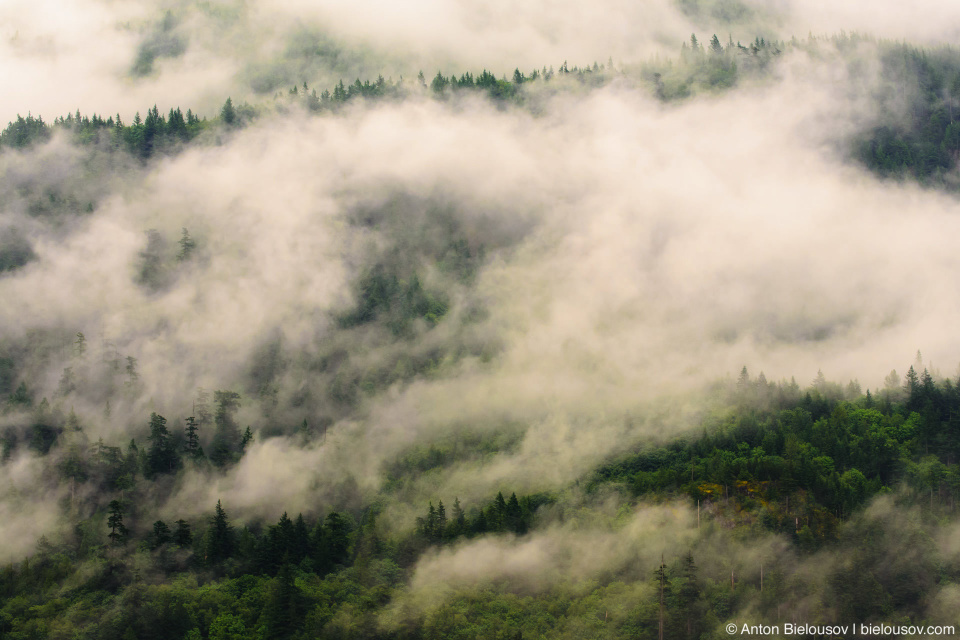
401;502;697;597
382;499;798;626
0;452;67;563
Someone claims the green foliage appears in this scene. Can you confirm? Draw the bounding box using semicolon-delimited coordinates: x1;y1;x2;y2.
107;500;128;545
211;391;243;467
183;416;203;460
132;10;186;77
0;229;37;274
151;520;172;549
174;520;193;548
1;104;205;159
314;512;351;575
340;266;449;335
4;35;960;193
207;500;234;564
0;114;50;148
850;42;960;184
415;490;544;544
147;412;181;477
7;40;960;638
220;97;237;127
588;361;960;547
176;228;196;262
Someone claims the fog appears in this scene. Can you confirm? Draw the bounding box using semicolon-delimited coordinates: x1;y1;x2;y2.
377;491;960;629
7;0;960;125
4;0;960;573
155;71;960;521
0;452;66;561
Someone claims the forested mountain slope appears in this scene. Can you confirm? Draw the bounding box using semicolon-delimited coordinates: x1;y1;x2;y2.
2;363;960;638
4;3;960;637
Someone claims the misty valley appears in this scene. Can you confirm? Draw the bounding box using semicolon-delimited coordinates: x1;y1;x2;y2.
4;1;960;638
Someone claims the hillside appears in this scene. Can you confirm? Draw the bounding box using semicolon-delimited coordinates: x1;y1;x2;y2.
4;0;960;637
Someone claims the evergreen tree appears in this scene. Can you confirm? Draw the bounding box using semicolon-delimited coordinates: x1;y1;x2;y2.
151;520;171;549
473;507;488;534
125;356;139;386
506;493;523;533
0;113;50;148
168;107;187;140
905;365;922;410
184;416;202;458
173;519;192;547
176;228;195;262
690;33;701;53
107;500;128;545
123;439;141;482
147;412;178;475
654;555;671;640
292;513;311;564
431;71;449;94
813;369;828;392
314;512;349;574
210;391;242;466
676;552;703;640
220;97;236;126
306;88;320;111
113;113;123;141
885;369;901;391
494;492;507;531
261;562;304;639
710;34;724;54
195;388;212;425
436;500;447;541
206;499;233;563
450;497;466;537
260;511;296;574
74;332;87;359
423;502;438;540
9;381;30;406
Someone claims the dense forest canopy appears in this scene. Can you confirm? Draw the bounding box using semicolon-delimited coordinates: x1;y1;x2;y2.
5;0;960;638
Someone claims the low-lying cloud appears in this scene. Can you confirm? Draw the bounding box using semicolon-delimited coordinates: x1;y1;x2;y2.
8;0;960;127
4;1;960;550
